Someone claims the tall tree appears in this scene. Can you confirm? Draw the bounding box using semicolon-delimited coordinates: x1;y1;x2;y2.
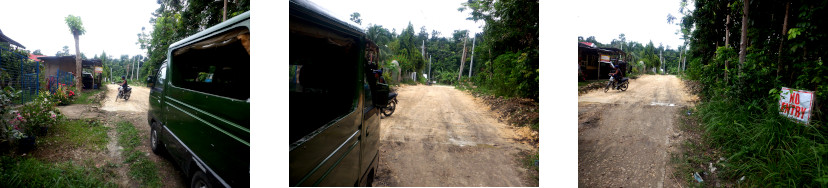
350;12;362;25
738;0;749;75
65;14;86;91
32;49;42;55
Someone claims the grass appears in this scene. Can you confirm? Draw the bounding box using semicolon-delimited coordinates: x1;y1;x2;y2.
0;156;117;187
73;89;106;105
116;121;161;188
686;97;828;187
41;119;109;151
518;150;539;186
672;107;720;187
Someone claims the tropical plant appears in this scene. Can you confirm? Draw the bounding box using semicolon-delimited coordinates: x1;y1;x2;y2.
65;15;86;91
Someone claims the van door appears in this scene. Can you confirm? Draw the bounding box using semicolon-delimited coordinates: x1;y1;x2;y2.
288;17;363;186
149;61;167;123
166;25;250;187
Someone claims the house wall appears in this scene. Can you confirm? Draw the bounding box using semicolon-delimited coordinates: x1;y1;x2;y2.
45;61;77;77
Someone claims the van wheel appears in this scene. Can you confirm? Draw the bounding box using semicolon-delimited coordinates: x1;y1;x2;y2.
191;171;212;188
150;122;164;155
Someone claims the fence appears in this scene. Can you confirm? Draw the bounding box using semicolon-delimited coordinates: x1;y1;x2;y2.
0;46;40;104
47;70;74;94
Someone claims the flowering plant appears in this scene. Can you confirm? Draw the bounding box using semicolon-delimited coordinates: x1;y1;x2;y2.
1;86;21;142
54;83;76;105
17;91;61;136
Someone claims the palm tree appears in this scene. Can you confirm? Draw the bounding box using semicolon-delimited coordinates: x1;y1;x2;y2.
65;15;86;91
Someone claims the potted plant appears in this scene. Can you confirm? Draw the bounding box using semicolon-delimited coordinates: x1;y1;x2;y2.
0;86;20;153
19;92;61;136
8;110;35;153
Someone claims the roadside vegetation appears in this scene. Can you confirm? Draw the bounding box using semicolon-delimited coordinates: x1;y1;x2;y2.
0;156;116;187
116;120;161;188
674;0;828;186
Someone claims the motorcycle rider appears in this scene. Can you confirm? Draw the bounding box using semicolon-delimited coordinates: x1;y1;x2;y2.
119;76;129;94
610;60;627;89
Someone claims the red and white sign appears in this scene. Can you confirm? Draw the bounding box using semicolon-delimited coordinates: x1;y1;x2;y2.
779;87;815;124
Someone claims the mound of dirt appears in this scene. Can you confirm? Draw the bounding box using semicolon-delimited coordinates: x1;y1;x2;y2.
477;94;539;145
579;82;607;96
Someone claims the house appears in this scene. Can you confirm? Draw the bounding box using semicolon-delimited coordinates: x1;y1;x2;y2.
578;42;627;80
37;55;103;89
0;29;26;49
29;54;46;62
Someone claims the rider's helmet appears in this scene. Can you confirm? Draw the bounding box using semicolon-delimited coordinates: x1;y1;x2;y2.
121;76;125;80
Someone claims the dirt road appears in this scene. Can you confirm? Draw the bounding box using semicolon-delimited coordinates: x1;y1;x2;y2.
373;85;534;186
101;84;150;112
578;75;698;187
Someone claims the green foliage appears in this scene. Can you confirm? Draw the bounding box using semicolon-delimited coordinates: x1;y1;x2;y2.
695;97;828;187
349;12;361;25
52;84;77;105
16;92;62;136
483;51;538;98
461;0;539;99
0;87;21;142
0;156;116;187
683;0;828;186
64;15;86;36
141;0;250;84
116;121;161;187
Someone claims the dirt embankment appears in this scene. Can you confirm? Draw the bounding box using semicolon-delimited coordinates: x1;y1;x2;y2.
373;85;535;187
578;75;698;187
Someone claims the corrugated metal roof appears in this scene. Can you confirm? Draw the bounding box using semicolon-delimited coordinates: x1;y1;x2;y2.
0;29;26;49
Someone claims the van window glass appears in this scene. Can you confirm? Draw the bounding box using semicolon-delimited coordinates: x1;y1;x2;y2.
155;63;167;90
289;24;358;143
171;27;250;100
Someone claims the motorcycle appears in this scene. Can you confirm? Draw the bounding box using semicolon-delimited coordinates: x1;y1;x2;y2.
381;92;398;117
604;74;629;93
117;86;132;101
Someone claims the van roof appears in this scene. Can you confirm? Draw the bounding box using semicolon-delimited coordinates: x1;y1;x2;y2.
290;0;366;38
169;11;250;49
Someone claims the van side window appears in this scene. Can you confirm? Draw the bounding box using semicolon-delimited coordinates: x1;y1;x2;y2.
171;27;250;100
289;26;358;143
155;63;167;91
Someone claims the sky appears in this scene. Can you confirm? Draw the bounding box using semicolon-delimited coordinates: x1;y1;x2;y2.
308;0;485;39
0;0;158;58
575;0;692;50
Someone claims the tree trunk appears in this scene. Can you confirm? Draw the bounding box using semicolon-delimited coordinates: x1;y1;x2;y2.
738;0;750;76
74;34;83;91
457;35;468;82
777;0;790;78
725;15;731;47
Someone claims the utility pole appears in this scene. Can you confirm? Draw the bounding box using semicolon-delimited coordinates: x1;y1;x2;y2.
428;55;431;83
223;0;228;22
422;40;425;58
469;36;475;77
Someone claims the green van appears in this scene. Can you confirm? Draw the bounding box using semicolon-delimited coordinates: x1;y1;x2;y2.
289;0;387;186
146;11;250;188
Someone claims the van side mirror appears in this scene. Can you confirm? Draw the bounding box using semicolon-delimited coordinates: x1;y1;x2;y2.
146;76;155;87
